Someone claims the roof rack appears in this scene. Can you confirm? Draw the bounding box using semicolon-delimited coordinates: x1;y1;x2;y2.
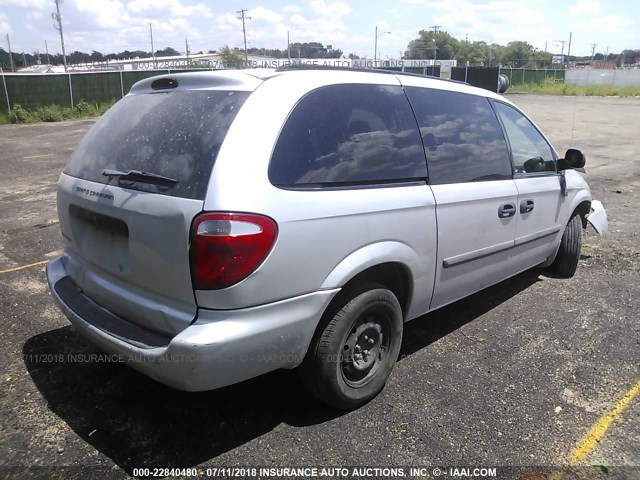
274;64;468;85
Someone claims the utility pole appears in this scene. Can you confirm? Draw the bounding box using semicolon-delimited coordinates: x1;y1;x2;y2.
45;40;50;65
374;26;390;65
374;25;377;64
52;0;68;72
555;39;567;56
6;34;15;72
429;25;441;61
149;23;156;69
590;43;597;64
236;9;251;67
185;38;189;62
566;32;572;68
287;30;291;60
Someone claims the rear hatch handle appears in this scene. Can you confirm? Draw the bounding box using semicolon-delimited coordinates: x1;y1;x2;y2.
102;169;178;188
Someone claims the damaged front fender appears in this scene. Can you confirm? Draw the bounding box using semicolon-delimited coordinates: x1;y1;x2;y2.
587;200;608;236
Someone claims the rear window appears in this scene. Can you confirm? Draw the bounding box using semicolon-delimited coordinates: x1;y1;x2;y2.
64;90;249;200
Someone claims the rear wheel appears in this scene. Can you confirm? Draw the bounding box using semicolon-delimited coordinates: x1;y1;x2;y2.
300;285;403;409
549;214;582;278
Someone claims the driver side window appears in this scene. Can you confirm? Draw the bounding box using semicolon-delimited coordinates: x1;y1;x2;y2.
494;102;555;174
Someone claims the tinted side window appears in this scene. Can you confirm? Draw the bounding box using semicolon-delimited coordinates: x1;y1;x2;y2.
269;84;427;187
405;87;512;185
64;90;249;200
493;102;555;174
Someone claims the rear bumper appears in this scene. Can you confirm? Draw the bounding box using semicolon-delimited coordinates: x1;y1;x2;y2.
46;255;338;391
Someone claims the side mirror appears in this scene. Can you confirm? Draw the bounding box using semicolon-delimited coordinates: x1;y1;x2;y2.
558;149;586;170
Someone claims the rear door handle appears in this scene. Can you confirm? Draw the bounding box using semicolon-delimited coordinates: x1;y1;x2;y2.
498;203;516;218
520;199;535;214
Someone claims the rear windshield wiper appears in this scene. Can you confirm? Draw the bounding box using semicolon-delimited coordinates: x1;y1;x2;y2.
102;169;178;187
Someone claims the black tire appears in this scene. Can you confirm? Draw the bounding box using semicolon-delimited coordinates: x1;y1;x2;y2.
300;285;403;409
498;74;510;93
549;214;582;278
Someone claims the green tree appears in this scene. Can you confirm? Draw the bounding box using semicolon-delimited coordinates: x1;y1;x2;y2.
621;49;640;65
455;40;494;65
155;47;180;57
405;30;459;60
67;50;92;64
289;42;342;59
218;45;244;69
502;41;534;67
531;49;553;68
0;48;27;71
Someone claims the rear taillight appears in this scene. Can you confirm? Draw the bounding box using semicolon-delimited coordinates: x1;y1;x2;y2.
190;212;278;290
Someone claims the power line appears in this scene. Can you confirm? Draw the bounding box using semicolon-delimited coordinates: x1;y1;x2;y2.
237;9;251;66
555;39;567;56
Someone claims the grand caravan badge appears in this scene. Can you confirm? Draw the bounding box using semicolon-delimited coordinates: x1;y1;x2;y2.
75;186;114;201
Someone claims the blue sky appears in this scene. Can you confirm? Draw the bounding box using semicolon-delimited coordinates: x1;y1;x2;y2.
0;0;637;59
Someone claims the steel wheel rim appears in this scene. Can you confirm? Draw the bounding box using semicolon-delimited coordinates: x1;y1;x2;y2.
340;311;391;388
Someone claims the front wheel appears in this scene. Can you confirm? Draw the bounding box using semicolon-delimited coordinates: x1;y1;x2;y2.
549;214;582;278
300;286;403;409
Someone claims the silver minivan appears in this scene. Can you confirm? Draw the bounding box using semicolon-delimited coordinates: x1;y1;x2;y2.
46;68;608;408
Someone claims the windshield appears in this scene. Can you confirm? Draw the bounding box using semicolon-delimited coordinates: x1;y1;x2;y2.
64;90;249;200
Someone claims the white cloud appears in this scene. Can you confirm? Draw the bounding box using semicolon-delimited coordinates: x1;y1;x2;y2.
404;0;552;52
0;0;47;7
283;5;301;13
573;15;631;34
314;17;348;33
27;9;45;21
290;14;310;27
277;0;352;48
214;12;240;33
249;6;284;25
568;0;600;15
190;3;214;18
309;0;351;18
5;0;634;62
73;0;129;28
127;0;213;17
0;12;11;35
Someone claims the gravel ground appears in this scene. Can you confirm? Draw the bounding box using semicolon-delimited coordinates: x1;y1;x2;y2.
0;94;638;480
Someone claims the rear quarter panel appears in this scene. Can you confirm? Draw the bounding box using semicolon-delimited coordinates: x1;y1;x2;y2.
198;72;438;317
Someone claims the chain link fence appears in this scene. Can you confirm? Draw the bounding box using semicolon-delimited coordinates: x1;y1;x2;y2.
450;66;566;92
451;66;500;91
499;67;565;86
0;69;207;113
1;66;445;113
1;66;570;114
